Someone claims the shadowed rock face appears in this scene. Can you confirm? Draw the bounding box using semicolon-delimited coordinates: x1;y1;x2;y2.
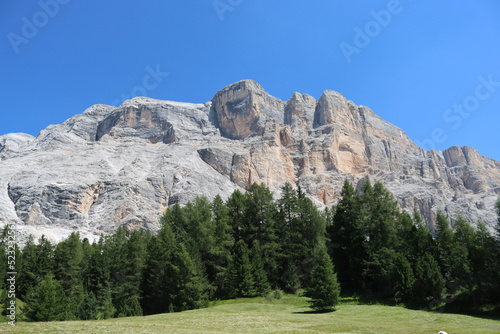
1;80;499;243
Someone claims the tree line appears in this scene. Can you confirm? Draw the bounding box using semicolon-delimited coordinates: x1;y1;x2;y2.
1;180;499;321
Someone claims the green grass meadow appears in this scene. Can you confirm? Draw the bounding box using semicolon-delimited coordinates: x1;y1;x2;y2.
3;296;499;334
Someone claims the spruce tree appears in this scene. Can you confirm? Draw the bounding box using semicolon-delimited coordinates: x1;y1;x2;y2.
227;189;247;242
243;183;279;283
452;216;474;294
330;179;366;292
305;245;340;312
469;222;498;307
141;225;174;314
53;232;84;319
250;240;271;296
113;229;147;317
170;242;208;311
435;212;469;299
228;240;256;298
79;291;99;320
25;274;66;322
17;236;39;298
211;194;233;297
408;253;445;309
96;288;116;320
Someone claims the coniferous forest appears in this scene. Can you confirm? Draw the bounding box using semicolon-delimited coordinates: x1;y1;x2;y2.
1;180;500;321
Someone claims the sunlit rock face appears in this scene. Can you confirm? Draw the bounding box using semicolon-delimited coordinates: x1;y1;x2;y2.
1;80;499;244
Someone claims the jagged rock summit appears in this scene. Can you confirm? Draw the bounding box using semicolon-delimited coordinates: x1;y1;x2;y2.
1;80;499;243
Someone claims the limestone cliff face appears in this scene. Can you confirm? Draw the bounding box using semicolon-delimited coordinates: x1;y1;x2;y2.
1;80;499;243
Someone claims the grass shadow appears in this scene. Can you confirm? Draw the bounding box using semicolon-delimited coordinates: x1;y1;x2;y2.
293;308;336;314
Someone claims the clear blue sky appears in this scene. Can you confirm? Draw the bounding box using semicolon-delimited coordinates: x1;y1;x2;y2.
1;0;500;160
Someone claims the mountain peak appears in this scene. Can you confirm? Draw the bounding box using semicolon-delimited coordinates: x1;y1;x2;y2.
1;81;499;244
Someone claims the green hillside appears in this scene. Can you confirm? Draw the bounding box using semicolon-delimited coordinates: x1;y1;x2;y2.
4;297;499;334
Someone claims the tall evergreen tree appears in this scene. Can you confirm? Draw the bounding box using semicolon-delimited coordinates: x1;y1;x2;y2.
211;195;234;297
243;183;279;283
297;187;327;280
407;253;445;309
250;240;271;296
25;274;66;322
113;229;147;317
82;237;112;309
305;245;340;311
400;211;444;307
468;222;499;307
228;240;256;298
170;242;208;311
276;182;302;291
435;212;469;300
452;216;474;295
329;180;366;292
226;189;247;242
53;232;84;319
17;235;55;298
140;224;175;315
17;236;40;298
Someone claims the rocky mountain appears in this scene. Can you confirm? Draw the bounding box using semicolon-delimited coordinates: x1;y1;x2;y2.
1;80;499;243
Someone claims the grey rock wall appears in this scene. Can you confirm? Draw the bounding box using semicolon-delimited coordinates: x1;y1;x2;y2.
1;80;499;244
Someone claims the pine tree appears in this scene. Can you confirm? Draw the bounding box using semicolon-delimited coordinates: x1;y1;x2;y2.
53;232;84;291
305;245;340;312
17;236;39;298
53;232;84;319
329;180;366;292
96;288;116;320
408;253;445;309
276;182;301;291
140;225;175;315
211;194;233;297
250;240;271;296
82;238;112;304
113;229;147;317
170;242;208;311
243;183;279;283
296;187;327;286
17;235;55;300
25;274;66;322
79;291;99;320
277;184;327;291
435;212;469;299
401;212;443;307
228;240;256;298
227;190;247;242
452;216;474;294
469;222;498;307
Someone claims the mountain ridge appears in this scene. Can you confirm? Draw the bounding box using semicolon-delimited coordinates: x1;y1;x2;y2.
1;80;499;243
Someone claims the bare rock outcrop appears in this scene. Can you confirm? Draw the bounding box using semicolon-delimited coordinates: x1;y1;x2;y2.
1;80;499;243
211;80;284;139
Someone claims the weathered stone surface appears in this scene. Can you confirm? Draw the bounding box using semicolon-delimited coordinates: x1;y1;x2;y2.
0;133;35;157
0;80;499;244
284;92;316;130
211;80;284;139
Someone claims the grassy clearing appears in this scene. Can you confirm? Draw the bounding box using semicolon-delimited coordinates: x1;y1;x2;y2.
3;296;499;334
